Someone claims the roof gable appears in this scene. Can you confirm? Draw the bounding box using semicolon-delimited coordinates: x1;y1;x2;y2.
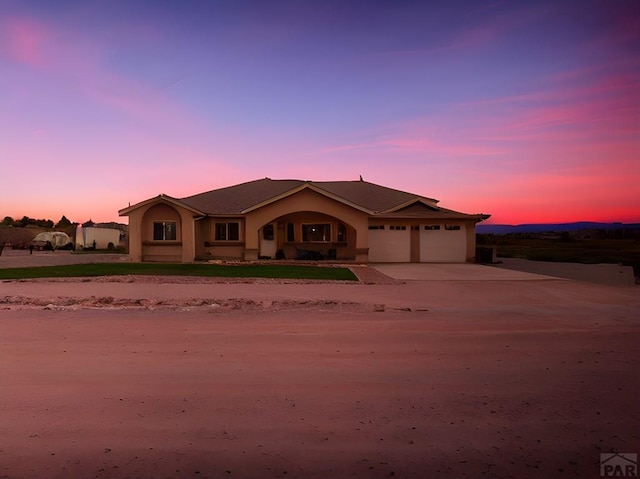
241;182;373;214
119;194;204;216
312;180;438;213
381;199;440;214
179;179;304;215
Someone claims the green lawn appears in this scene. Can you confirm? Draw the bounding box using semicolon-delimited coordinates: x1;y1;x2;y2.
0;263;359;281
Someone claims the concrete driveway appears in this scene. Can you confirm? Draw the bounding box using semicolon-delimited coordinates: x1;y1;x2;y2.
372;262;560;281
372;261;638;287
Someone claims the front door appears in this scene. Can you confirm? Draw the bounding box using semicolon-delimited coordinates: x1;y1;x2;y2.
259;223;277;259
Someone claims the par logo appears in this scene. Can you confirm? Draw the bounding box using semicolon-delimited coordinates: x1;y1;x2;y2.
601;453;637;477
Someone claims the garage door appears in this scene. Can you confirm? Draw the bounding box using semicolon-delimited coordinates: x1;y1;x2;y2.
368;226;411;262
420;224;466;262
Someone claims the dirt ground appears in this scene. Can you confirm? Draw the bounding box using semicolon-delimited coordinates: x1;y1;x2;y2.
1;256;639;478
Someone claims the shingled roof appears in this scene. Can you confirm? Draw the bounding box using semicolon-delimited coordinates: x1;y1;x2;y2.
174;178;484;220
179;179;303;215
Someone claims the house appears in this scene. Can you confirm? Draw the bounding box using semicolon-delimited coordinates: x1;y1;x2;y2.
118;178;489;263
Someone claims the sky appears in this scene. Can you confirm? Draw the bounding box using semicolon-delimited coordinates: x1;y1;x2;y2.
1;0;638;225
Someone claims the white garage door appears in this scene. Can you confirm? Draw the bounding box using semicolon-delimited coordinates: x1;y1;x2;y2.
368;226;411;262
420;224;466;262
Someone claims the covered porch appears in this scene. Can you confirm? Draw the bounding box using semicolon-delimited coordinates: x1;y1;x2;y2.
256;212;359;261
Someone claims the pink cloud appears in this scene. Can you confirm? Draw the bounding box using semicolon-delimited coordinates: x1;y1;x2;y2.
2;17;52;68
319;53;639;225
0;15;200;128
324;131;504;157
458;67;639;154
327;48;639;169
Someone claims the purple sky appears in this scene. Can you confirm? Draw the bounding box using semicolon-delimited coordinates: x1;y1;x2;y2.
1;0;638;224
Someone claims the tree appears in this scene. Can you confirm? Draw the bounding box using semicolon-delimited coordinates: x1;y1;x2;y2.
82;219;95;227
14;216;31;227
1;216;14;226
55;215;72;229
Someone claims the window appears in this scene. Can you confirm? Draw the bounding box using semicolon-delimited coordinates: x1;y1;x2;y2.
445;224;461;231
215;222;240;241
368;225;385;230
424;225;441;230
390;225;407;230
153;221;177;241
287;223;295;242
263;224;274;240
302;223;331;242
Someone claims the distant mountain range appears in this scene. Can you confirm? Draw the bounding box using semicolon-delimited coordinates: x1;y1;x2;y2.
477;222;640;234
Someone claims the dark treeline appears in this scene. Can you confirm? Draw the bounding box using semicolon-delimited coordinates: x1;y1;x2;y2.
0;215;85;229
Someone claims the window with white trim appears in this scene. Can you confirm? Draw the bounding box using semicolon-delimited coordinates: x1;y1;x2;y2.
445;224;461;230
215;222;240;241
153;221;177;241
302;223;331;242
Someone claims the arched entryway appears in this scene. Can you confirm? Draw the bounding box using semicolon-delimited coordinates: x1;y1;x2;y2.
258;212;357;260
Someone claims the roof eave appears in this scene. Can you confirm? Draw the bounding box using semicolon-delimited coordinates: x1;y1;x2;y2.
371;210;491;221
119;194;205;216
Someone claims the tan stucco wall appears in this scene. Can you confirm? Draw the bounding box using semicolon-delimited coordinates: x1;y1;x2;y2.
243;188;370;260
125;201;197;262
194;218;245;260
264;211;357;260
200;244;245;260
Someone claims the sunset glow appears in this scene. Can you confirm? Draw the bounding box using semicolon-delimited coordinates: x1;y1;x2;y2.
1;1;638;225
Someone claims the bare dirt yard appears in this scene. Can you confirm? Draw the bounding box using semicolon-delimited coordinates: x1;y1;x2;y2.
1;266;639;478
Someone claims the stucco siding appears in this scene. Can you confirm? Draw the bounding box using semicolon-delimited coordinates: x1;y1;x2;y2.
244;188;369;260
131;201;197;262
200;244;245;260
142;244;182;262
246;190;367;244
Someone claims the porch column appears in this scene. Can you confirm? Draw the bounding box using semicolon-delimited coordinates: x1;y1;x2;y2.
180;213;196;263
354;217;369;262
127;210;143;262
